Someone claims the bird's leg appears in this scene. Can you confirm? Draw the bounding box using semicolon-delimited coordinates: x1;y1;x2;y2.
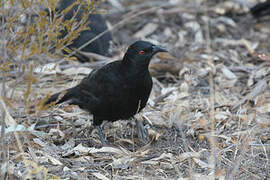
136;118;148;143
96;125;107;145
135;100;148;142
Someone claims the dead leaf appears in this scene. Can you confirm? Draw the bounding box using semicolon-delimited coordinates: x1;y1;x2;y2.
92;172;110;180
134;23;158;38
63;144;125;157
257;53;270;61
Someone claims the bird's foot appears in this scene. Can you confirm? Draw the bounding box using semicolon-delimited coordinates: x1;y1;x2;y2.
136;119;149;143
96;125;108;145
96;126;121;148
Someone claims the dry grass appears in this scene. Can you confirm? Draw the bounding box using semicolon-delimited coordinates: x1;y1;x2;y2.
1;0;270;179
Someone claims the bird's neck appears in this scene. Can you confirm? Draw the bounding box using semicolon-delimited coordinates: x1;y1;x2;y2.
122;56;150;73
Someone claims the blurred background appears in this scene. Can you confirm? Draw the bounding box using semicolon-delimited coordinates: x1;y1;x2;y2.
0;0;269;179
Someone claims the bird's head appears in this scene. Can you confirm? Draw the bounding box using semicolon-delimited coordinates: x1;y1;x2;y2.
123;41;167;67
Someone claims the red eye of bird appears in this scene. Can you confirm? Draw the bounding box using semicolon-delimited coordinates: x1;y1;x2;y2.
139;50;145;55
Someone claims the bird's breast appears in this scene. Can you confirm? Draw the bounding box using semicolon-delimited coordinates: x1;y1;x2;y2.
93;74;152;120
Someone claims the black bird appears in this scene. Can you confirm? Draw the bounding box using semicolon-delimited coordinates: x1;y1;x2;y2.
250;0;270;18
54;0;112;62
44;41;167;144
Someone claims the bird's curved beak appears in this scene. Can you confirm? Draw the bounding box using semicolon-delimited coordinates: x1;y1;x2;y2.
152;45;168;53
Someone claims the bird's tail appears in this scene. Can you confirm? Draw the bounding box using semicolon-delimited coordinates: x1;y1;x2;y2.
43;88;75;107
250;1;270;18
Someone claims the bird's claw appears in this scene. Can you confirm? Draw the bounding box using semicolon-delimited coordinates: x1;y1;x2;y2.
136;119;149;143
96;125;107;145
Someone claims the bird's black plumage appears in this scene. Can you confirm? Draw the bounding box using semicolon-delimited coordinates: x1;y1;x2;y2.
55;0;112;62
44;41;167;144
250;0;270;18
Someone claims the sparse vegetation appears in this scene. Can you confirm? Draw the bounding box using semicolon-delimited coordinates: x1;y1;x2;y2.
0;0;269;179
